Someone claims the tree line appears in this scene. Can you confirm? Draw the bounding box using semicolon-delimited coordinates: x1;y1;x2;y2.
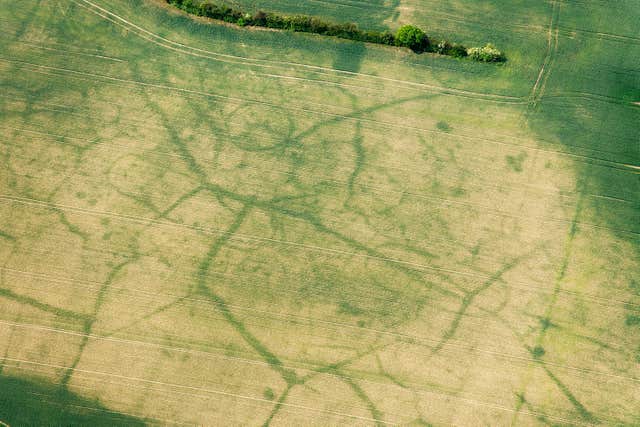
166;0;505;62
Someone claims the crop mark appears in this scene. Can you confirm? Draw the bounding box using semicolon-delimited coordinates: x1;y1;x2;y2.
346;121;365;201
56;210;89;243
6;58;639;174
0;287;89;322
102;295;189;339
343;376;385;427
431;255;527;354
1;318;627;426
512;187;590;424
262;342;390;425
5;193;640;315
194;203;302;384
261;385;292;427
0;230;15;241
158;185;204;219
541;365;597;423
60;255;140;388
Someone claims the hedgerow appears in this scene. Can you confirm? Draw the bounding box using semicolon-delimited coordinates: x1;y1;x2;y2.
166;0;504;62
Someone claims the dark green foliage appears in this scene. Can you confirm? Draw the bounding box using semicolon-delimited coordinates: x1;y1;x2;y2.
252;10;267;26
434;40;451;55
165;0;503;61
395;24;428;51
449;44;468;58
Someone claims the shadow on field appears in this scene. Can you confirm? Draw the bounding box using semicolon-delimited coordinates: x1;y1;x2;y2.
528;42;640;244
0;375;146;426
524;12;640;420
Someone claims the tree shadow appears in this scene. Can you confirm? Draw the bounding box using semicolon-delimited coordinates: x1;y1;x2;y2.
0;375;146;426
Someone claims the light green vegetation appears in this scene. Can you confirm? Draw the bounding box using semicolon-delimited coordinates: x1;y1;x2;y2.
0;0;638;425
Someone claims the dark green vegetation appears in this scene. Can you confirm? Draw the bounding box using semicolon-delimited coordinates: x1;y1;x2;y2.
0;376;146;426
0;0;638;425
165;0;503;60
394;24;428;51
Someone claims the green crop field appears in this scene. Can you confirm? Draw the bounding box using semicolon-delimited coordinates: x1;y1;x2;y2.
0;0;638;425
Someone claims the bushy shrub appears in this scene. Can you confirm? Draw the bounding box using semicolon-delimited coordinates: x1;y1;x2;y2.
265;13;285;29
395;24;427;51
379;31;395;45
253;10;267;26
467;43;504;62
434;40;450;55
449;44;468;58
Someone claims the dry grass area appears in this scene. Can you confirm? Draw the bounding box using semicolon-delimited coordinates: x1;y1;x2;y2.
0;0;638;425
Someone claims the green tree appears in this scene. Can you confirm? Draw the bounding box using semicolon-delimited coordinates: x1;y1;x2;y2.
395;25;427;51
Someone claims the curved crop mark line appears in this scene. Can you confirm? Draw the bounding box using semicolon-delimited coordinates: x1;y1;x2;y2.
260;343;391;426
540;188;584;325
513;190;591;423
137;85;302;387
5;105;637;208
4;58;638;172
56;210;89;243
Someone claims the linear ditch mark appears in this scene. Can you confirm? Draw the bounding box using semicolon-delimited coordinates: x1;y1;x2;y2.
0;287;90;322
134;89;302;385
431;253;529;354
3;355;393;425
261;384;292;427
261;342;391;426
344;376;385;427
60;255;140;388
10;0;636;424
0;318;621;426
540;364;597;423
194;203;300;385
512;187;597;423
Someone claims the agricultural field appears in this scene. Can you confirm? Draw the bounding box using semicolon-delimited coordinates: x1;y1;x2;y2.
0;0;638;425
